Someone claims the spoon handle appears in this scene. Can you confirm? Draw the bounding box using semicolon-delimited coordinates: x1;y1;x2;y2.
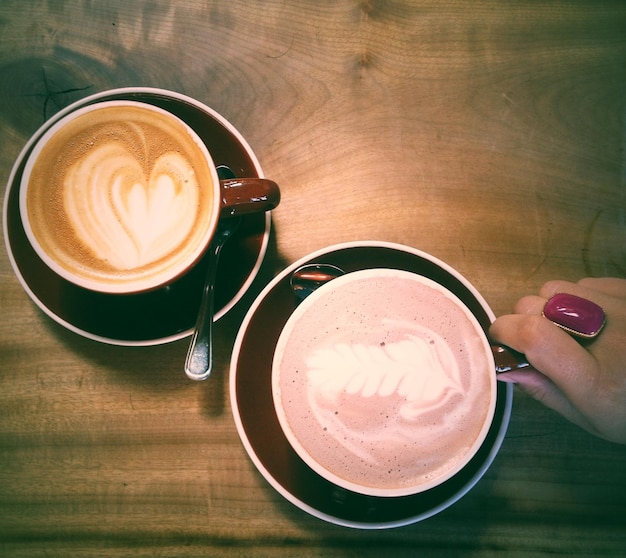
184;241;222;381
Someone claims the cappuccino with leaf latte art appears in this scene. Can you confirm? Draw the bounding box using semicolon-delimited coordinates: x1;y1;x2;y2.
272;269;496;496
21;101;218;293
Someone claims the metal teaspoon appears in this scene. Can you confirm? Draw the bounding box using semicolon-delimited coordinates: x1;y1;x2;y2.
185;165;240;381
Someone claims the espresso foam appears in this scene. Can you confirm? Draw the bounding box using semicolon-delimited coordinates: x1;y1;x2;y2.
273;269;495;495
24;103;216;291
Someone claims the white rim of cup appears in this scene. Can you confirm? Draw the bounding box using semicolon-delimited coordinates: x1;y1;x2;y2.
271;267;498;498
18;100;221;295
230;240;513;528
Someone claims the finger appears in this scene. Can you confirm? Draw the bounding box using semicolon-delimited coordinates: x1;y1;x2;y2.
540;279;617;309
497;369;601;436
514;295;547;316
540;280;593;301
489;313;598;407
577;277;626;298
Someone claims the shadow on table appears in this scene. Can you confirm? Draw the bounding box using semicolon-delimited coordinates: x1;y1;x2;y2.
41;225;288;414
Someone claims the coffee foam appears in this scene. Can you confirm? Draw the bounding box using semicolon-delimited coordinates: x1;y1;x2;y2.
273;269;495;496
22;102;216;292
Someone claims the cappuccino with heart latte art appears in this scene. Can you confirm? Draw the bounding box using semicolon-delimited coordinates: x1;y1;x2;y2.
272;269;497;497
20;101;218;293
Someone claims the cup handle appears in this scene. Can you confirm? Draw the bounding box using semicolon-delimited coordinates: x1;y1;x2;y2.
219;177;281;217
492;344;530;374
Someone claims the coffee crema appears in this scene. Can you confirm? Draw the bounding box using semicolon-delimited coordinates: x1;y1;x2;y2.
21;102;217;293
272;269;496;496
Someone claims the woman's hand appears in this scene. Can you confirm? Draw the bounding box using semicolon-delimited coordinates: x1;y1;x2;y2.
489;278;626;444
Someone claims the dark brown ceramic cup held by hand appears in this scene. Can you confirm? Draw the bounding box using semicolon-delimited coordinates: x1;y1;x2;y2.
272;268;498;498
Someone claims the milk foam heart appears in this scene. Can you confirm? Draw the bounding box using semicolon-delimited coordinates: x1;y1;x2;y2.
64;143;199;270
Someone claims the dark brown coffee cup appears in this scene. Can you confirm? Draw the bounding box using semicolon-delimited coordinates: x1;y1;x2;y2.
19;94;279;294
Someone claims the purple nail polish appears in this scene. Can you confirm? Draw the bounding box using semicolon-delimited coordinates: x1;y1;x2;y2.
543;293;606;338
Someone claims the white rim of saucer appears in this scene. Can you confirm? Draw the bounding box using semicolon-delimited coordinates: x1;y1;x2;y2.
3;87;271;346
229;240;513;529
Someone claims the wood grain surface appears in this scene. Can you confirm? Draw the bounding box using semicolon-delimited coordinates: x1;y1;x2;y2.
1;1;625;556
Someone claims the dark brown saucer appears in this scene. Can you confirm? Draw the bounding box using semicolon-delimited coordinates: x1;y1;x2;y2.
230;241;513;529
3;88;270;345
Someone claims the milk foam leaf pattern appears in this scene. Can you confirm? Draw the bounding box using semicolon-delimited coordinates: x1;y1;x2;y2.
306;332;464;419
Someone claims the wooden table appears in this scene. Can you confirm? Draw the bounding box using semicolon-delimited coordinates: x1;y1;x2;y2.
1;1;625;556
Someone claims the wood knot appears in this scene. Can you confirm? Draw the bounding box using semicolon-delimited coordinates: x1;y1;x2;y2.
356;51;374;69
359;0;375;15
